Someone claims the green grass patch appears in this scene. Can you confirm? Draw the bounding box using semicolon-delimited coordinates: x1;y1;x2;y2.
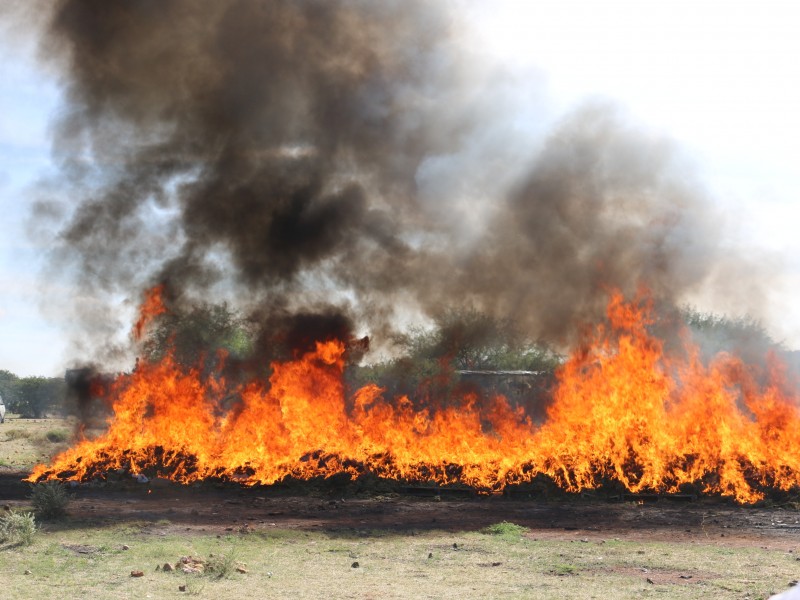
481;520;530;538
551;562;579;576
43;429;69;444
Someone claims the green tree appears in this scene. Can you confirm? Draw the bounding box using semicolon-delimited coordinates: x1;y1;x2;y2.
349;309;561;405
0;369;19;413
142;303;254;373
395;308;561;372
681;307;783;367
14;377;66;419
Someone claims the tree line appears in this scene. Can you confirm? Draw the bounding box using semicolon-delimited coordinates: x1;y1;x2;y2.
0;371;66;419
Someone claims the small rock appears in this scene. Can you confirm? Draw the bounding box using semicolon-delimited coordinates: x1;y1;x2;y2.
178;585;186;592
428;552;433;559
580;538;589;543
452;543;458;549
131;570;145;578
351;561;360;568
163;563;174;572
790;580;799;587
122;544;130;551
679;575;692;580
24;569;32;575
235;566;248;574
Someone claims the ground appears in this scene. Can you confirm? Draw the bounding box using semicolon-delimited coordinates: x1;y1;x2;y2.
1;416;799;599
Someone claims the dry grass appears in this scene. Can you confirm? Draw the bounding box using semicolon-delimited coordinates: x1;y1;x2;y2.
0;521;796;599
0;415;73;469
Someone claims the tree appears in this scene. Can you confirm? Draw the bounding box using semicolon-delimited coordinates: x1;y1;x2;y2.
681;307;783;367
141;303;254;372
14;377;66;419
348;309;562;406
395;308;561;372
0;370;19;413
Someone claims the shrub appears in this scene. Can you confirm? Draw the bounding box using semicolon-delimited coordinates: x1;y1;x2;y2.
204;552;239;579
45;430;69;443
30;481;72;520
0;510;38;545
481;521;529;538
3;429;31;441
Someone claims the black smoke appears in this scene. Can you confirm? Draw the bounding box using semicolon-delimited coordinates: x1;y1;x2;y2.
26;0;750;366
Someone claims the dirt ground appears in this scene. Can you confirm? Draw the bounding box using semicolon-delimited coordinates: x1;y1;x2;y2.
2;469;799;552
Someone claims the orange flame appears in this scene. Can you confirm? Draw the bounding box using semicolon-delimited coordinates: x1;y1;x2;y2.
534;291;800;503
29;289;800;503
132;284;167;341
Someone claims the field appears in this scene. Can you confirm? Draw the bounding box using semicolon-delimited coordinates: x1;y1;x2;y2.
1;416;799;599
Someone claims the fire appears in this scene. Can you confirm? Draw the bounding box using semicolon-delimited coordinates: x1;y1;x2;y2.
534;291;800;503
29;290;800;503
132;284;167;341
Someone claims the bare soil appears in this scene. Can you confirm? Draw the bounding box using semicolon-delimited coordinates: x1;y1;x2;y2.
2;469;799;553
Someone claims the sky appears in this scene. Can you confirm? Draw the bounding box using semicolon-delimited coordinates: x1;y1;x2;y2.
1;0;800;377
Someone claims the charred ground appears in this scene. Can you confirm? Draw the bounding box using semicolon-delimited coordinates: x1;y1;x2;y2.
3;470;800;553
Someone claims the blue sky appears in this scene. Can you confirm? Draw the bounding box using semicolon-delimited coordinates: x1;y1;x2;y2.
0;30;64;377
2;0;800;376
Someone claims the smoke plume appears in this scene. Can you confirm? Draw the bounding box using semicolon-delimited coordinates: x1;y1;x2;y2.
29;0;747;365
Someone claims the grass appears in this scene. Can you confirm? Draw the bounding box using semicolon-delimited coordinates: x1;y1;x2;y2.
0;417;797;598
481;520;529;539
0;415;74;469
0;521;796;599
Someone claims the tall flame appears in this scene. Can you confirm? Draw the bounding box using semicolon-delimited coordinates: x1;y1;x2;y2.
29;290;800;503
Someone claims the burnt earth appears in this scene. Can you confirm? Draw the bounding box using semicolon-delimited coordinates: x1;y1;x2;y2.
1;470;799;551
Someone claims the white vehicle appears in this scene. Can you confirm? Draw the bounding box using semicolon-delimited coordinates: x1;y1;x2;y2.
0;393;5;423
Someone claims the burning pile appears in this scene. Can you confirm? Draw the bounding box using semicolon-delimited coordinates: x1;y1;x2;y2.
21;1;800;504
29;289;800;504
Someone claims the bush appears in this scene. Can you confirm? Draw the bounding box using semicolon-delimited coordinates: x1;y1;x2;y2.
30;481;72;520
0;510;37;545
481;521;529;538
3;429;31;441
204;552;239;579
44;430;69;443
